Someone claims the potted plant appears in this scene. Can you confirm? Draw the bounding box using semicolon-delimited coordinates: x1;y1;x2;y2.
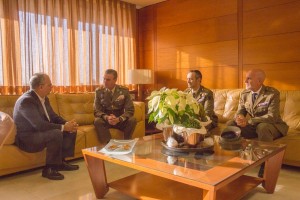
147;88;211;146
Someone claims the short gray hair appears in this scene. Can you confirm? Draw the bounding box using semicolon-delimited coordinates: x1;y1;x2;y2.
30;73;46;89
105;69;118;80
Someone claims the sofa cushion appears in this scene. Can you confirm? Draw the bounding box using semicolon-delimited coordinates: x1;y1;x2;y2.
213;89;241;123
282;91;300;131
0;112;16;149
56;93;95;125
0;95;20;117
48;93;59;114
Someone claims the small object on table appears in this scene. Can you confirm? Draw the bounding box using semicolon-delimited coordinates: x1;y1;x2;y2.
166;137;178;148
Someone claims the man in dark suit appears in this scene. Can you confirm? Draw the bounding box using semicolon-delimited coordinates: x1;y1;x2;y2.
227;69;288;141
94;69;136;144
13;73;79;180
185;70;218;131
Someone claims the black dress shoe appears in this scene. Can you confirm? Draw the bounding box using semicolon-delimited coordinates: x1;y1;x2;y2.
57;161;79;171
42;167;64;180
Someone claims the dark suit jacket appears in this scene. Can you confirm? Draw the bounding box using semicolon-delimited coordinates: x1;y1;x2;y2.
236;85;288;136
13;90;66;136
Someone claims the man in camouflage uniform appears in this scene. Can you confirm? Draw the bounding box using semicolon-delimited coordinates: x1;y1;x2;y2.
227;69;289;178
94;69;137;144
227;69;288;141
185;70;218;131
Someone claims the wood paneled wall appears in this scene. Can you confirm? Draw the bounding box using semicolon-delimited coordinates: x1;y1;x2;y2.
137;0;300;91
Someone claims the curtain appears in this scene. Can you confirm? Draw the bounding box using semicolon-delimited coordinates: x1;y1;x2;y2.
0;0;136;95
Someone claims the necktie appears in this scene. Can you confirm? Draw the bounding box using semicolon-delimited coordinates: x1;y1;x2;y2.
252;93;258;103
193;93;196;98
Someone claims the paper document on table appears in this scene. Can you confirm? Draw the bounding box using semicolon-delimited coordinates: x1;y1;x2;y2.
99;138;138;155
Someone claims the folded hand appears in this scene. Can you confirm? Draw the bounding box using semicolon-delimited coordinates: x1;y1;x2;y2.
64;119;79;132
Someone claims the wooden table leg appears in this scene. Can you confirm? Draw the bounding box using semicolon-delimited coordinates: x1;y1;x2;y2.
83;154;109;199
262;149;285;193
203;189;216;200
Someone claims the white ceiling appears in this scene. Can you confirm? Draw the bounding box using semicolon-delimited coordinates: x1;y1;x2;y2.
121;0;166;9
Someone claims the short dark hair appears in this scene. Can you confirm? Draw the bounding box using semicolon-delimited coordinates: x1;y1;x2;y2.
105;69;118;80
189;70;202;80
30;73;46;89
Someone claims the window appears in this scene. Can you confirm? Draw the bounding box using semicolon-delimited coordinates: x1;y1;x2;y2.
0;0;136;94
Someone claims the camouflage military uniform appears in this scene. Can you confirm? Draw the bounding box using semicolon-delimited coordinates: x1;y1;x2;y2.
185;86;218;131
94;85;136;143
227;85;288;141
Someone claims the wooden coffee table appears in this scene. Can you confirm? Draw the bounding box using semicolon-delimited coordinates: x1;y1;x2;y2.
82;134;286;200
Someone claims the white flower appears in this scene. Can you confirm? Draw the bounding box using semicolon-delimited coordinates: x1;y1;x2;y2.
146;87;207;128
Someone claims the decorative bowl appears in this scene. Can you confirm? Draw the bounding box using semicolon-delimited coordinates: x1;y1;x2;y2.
220;126;241;142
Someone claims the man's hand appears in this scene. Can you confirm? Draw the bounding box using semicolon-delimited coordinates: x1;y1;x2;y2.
64;119;79;132
235;114;247;127
106;114;120;125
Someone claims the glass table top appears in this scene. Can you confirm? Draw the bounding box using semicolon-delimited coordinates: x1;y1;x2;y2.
83;133;286;185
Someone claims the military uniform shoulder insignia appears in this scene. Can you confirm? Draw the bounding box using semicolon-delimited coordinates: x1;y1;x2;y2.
184;88;192;93
118;85;129;91
241;89;251;94
265;86;279;93
96;85;105;91
202;88;210;93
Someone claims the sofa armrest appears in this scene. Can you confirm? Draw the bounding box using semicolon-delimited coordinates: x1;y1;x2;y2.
131;101;145;138
133;101;145;123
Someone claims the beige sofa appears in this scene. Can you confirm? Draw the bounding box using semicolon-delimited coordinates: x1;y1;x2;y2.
0;93;145;176
211;89;300;167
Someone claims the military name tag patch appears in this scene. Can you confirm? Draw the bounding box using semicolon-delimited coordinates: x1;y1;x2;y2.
258;102;269;107
197;93;207;102
116;95;125;101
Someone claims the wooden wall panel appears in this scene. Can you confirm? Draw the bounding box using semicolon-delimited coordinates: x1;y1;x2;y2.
138;6;154;31
243;32;300;64
199;66;239;89
137;50;144;68
157;40;238;69
156;66;239;90
157;15;237;49
243;0;297;11
138;0;300;91
243;63;300;90
140;30;154;51
156;0;237;28
138;5;155;73
243;1;300;38
143;50;154;69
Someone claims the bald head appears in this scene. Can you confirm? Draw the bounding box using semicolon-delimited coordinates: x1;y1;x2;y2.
244;69;266;92
252;69;266;83
30;73;53;98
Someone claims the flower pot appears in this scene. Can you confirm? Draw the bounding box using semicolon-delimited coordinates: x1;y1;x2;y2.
173;124;207;147
185;132;203;147
162;125;173;142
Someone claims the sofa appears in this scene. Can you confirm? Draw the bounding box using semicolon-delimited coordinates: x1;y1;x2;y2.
211;89;300;167
0;93;145;176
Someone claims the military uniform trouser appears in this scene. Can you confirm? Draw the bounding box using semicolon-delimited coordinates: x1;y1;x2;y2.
94;117;137;144
15;129;77;165
226;120;282;142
